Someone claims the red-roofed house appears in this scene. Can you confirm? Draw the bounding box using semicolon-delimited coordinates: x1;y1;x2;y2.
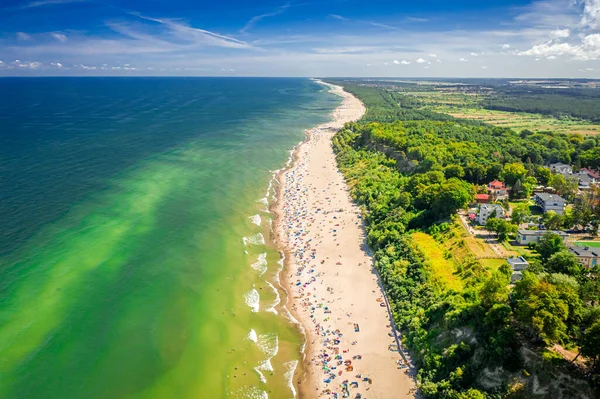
487;180;509;200
476;193;490;204
581;168;600;181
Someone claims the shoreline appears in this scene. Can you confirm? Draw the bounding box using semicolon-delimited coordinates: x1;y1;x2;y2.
271;81;417;399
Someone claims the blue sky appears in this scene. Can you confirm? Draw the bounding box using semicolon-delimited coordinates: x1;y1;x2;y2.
1;0;599;77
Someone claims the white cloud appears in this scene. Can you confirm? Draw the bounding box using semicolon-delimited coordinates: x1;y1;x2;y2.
416;57;427;63
482;66;488;69
51;33;68;42
502;44;511;49
581;0;600;29
587;67;595;70
25;0;84;8
470;52;478;56
241;4;290;34
17;32;32;41
329;14;347;21
460;57;468;62
519;33;600;60
428;53;437;57
393;59;400;64
547;55;557;59
550;28;571;39
50;62;63;68
401;60;410;65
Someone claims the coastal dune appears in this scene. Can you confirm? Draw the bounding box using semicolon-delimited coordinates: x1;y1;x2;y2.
275;82;416;399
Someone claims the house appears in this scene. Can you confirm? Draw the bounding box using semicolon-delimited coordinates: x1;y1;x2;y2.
475;194;490;204
516;229;569;245
487;180;509;200
534;192;567;215
575;172;592;189
507;257;529;282
478;203;505;225
507;256;530;271
581;168;600;182
568;245;600;269
549;163;573;174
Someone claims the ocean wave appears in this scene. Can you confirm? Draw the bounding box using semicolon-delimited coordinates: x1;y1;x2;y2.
283;360;298;398
264;280;280;314
232;386;268;399
244;289;260;313
254;367;267;384
243;233;265;246
258;197;268;206
251;253;268;276
249;214;261;227
247;329;258;343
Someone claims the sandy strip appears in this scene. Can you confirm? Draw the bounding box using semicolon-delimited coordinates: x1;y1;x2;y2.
273;81;417;399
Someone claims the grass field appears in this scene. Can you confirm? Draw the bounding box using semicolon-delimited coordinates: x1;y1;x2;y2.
574;241;600;248
432;106;600;135
400;90;600;135
411;231;463;291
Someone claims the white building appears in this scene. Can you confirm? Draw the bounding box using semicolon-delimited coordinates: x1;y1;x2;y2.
549;163;573;174
478;204;505;225
516;230;569;245
534;192;567;215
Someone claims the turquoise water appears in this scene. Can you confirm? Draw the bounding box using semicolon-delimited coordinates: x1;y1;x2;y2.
0;78;339;398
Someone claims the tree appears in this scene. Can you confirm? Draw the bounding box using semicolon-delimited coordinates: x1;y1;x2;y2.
486;217;517;241
538;232;567;262
480;270;510;308
536;166;552;186
514;273;570;344
549;173;578;201
544;210;565;231
465;162;487;184
501;163;527;186
444;164;465;179
431;178;475;218
511;179;526;199
546;251;583;277
511;204;531;226
571;189;596;230
580;321;600;371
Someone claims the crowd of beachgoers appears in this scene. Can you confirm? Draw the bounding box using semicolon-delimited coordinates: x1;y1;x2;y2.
275;82;416;399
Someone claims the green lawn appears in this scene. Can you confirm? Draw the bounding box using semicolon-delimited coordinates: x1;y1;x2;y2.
574;241;600;248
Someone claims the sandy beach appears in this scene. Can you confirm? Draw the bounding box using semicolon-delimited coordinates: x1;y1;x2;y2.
274;81;416;399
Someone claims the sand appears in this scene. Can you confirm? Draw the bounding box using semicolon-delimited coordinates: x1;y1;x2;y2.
274;81;417;399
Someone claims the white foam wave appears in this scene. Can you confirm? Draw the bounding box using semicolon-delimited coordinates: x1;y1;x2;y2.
251;253;268;276
258;197;268;206
264;280;280;314
244;289;260;313
255;333;279;376
247;329;258;343
243;233;265;246
232;386;268;399
284;360;298;398
249;214;262;227
254;367;267;384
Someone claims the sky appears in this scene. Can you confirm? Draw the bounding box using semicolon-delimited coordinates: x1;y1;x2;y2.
1;0;600;77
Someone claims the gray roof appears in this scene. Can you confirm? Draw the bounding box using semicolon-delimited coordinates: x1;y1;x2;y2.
568;245;600;258
535;192;566;203
507;257;529;266
481;203;504;211
517;229;569;237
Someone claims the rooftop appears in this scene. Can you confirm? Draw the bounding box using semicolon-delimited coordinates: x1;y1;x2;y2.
517;229;569;237
568;245;600;258
535;192;566;202
488;180;505;189
507;257;529;266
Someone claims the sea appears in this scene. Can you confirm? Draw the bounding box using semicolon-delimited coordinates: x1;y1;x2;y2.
0;77;340;399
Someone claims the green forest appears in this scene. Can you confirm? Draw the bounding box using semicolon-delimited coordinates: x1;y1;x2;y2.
326;80;600;399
